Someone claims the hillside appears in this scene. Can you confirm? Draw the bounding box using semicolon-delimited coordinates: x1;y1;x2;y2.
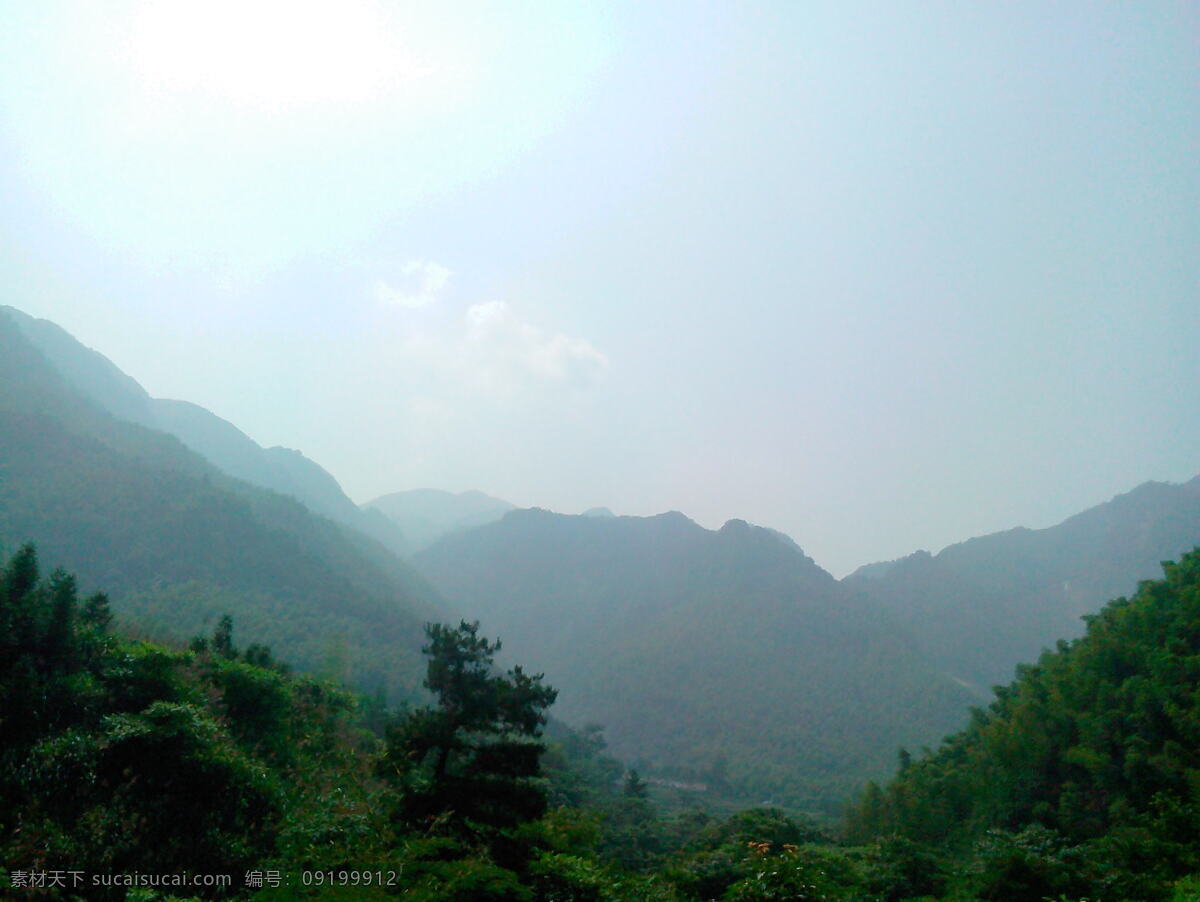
413;508;978;812
1;306;407;556
845;477;1200;688
847;549;1200;900
0;309;442;698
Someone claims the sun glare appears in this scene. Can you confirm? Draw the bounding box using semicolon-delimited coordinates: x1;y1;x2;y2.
128;0;447;109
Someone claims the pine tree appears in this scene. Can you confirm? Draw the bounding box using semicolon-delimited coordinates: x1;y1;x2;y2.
623;768;649;799
380;620;557;843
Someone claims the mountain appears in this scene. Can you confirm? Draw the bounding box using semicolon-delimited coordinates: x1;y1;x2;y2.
0;308;442;697
365;487;514;552
845;477;1200;689
1;306;406;556
412;507;978;812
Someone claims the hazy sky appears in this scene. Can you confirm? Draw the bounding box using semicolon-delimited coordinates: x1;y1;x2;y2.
2;1;1197;576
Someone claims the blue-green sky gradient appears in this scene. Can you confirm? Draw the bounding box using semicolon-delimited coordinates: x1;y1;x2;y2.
2;1;1196;574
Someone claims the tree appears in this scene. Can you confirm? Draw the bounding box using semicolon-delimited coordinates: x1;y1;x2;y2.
380;621;557;845
212;614;236;659
622;769;648;799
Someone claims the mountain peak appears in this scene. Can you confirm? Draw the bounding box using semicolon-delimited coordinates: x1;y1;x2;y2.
365;487;515;552
653;509;695;525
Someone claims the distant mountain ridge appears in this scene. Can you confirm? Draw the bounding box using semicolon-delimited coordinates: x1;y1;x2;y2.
410;477;1200;810
0;307;443;697
365;488;515;551
413;507;977;811
1;306;406;556
844;476;1200;688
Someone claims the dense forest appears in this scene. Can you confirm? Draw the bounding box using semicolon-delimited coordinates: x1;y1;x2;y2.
844;548;1200;900
4;543;1200;900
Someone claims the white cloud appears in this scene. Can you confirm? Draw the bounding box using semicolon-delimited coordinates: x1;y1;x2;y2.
371;298;610;499
397;300;608;402
375;260;452;309
460;301;608;393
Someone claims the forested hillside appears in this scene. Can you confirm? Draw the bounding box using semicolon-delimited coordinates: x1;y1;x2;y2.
414;508;977;812
0;310;442;698
846;477;1200;688
9;542;1200;901
1;306;408;556
0;543;763;902
845;548;1200;901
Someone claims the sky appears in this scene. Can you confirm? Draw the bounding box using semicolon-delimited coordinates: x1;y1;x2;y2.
1;1;1197;576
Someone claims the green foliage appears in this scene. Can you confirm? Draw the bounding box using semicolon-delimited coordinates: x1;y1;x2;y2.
966;827;1079;902
529;850;609;902
858;836;947;901
379;620;557;847
9;533;1200;901
722;844;856;901
398;838;533;902
659;809;840;901
527;806;605;857
0;546;375;896
667;845;747;901
1170;874;1200;902
541;721;625;810
596;792;670;873
94;700;282;875
699;808;829;849
847;549;1200;900
624;769;650;799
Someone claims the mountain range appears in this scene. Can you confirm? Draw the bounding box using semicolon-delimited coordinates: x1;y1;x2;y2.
411;483;1200;810
2;303;1197;814
844;476;1200;688
414;508;978;810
